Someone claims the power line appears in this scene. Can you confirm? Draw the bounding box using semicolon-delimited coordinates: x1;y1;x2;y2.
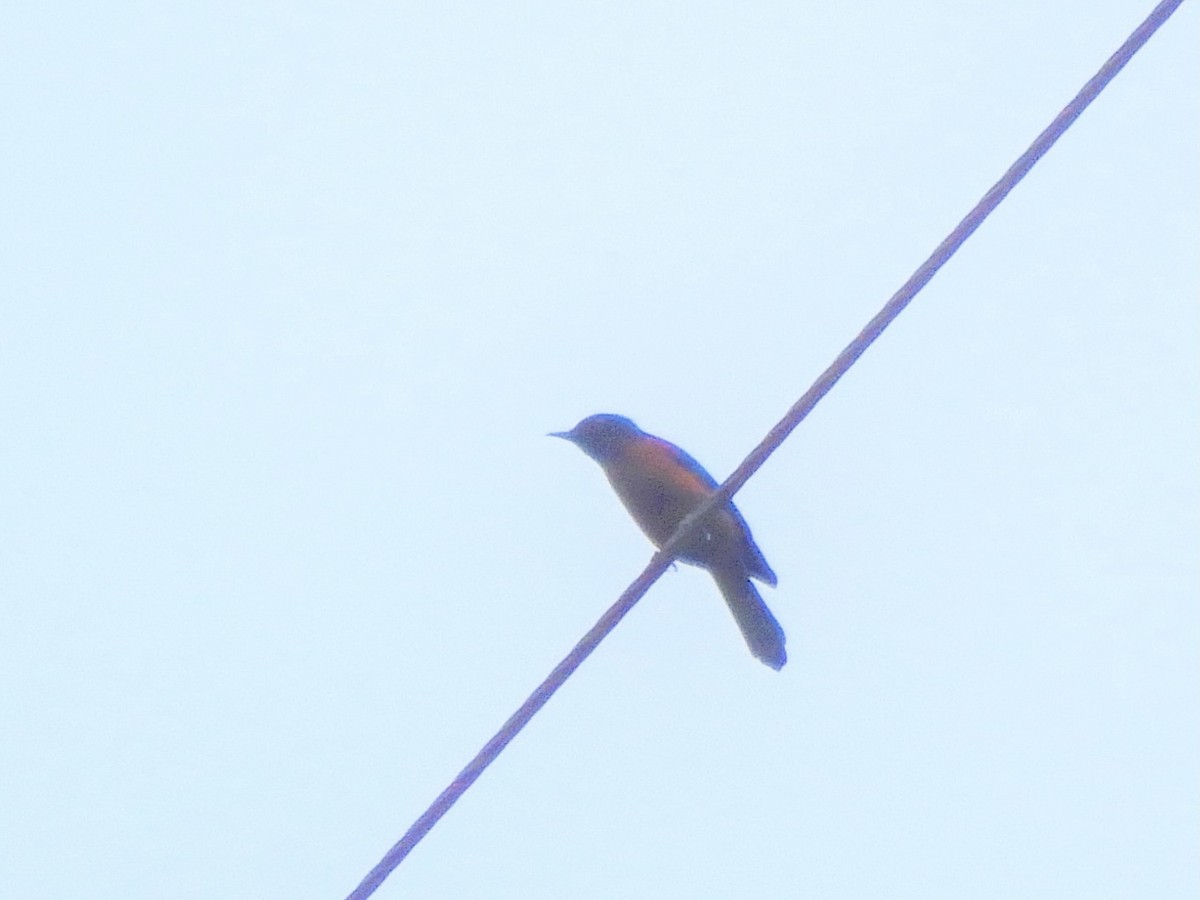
344;2;1186;896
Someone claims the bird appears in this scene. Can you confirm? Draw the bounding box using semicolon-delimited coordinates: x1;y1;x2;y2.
551;413;786;669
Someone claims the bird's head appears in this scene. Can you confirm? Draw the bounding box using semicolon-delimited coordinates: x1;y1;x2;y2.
550;413;643;463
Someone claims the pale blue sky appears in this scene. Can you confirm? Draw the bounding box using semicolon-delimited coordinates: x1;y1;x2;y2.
3;3;1197;898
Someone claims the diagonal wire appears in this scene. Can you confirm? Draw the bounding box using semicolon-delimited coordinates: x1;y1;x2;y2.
344;1;1186;896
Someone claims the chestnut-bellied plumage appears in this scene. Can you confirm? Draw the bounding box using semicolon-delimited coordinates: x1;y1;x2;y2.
551;414;786;669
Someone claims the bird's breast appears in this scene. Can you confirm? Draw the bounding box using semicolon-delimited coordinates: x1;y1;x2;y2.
600;444;750;570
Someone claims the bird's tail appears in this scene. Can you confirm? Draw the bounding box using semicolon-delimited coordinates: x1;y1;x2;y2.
713;570;787;670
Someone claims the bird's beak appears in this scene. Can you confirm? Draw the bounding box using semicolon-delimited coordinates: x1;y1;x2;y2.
548;430;574;442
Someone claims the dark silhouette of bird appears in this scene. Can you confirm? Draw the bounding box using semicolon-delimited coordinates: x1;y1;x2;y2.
551;414;786;669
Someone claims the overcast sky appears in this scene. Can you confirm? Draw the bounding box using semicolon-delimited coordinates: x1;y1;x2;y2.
3;2;1197;898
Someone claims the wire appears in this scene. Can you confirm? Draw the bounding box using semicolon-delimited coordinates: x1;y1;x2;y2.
344;2;1186;896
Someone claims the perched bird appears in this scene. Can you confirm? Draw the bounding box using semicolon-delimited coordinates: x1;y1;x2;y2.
551;414;786;669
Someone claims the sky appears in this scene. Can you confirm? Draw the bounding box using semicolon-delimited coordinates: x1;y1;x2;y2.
2;2;1197;898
